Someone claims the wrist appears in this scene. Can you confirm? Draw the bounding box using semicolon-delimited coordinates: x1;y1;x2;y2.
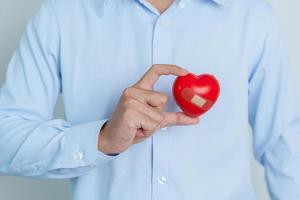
98;121;123;155
98;121;108;152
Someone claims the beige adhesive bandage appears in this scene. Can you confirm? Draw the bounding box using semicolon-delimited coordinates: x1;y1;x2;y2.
181;87;213;110
190;94;207;107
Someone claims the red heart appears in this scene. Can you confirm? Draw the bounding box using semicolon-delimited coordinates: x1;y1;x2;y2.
172;73;220;117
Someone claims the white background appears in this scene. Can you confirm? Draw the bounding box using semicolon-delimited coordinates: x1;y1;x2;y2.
0;0;299;199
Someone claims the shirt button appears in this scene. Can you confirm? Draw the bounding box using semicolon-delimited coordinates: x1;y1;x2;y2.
73;151;84;161
158;176;167;185
178;2;185;9
35;165;44;171
161;127;168;132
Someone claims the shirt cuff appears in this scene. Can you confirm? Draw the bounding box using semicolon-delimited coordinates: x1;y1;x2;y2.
54;119;116;169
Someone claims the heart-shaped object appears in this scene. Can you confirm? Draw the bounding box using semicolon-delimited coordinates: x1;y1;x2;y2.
172;73;220;117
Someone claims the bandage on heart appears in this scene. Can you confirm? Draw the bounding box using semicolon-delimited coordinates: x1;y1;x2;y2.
181;87;213;111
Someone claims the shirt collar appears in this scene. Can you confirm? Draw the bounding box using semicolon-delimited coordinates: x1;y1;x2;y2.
136;0;233;9
210;0;233;6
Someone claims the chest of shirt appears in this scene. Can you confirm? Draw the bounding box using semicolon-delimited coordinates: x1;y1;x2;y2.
57;1;249;126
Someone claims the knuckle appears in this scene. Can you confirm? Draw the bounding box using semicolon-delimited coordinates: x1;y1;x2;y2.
123;87;133;98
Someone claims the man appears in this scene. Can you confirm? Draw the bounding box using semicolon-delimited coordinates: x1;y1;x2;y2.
0;0;299;199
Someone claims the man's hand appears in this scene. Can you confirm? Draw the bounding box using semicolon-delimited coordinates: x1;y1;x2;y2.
98;64;200;155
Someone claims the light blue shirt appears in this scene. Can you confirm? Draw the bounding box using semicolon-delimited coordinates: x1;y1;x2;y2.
0;0;300;199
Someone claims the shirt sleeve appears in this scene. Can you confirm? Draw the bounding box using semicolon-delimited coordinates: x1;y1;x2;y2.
0;0;115;179
248;7;300;199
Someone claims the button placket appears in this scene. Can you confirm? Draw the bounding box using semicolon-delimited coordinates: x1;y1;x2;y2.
151;9;174;200
152;17;172;64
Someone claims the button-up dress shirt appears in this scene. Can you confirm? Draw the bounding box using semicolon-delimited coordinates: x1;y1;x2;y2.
0;0;300;199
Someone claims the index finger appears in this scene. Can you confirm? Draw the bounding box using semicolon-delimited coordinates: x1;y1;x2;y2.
133;64;188;90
